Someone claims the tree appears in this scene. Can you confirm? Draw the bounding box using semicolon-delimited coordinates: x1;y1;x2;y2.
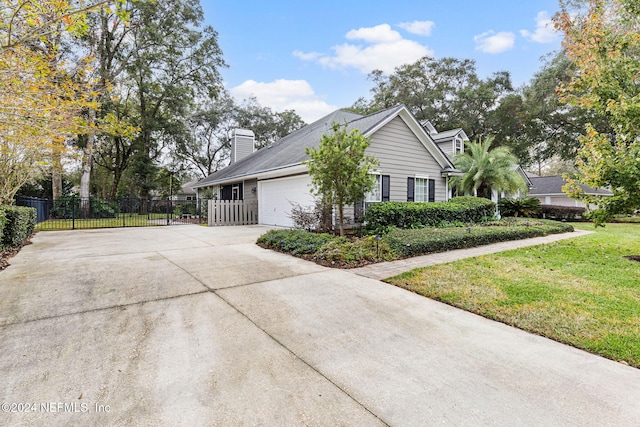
124;0;225;200
234;97;306;149
451;137;527;199
358;57;513;141
555;0;640;224
0;0;120;204
305;123;379;236
173;93;236;179
74;2;137;203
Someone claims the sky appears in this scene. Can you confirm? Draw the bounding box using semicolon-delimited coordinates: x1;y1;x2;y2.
201;1;564;123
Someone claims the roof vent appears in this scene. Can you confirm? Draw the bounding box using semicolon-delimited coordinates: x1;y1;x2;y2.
230;129;255;164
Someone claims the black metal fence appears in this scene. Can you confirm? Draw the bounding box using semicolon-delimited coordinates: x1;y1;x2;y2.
15;196;209;230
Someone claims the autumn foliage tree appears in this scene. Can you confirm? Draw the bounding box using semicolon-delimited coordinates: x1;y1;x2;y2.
555;0;640;224
0;0;124;204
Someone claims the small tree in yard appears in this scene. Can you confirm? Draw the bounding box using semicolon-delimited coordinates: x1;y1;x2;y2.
305;123;379;236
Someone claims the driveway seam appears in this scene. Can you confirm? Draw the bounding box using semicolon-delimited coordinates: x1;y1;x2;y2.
0;290;209;329
156;249;389;423
211;289;392;427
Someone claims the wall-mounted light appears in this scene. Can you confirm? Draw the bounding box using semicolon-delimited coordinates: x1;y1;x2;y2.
251;187;257;194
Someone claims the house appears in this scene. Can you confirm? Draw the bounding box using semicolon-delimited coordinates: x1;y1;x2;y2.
173;179;198;201
526;173;612;209
193;105;462;227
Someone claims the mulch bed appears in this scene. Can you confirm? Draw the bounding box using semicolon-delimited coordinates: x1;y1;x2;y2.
0;234;34;271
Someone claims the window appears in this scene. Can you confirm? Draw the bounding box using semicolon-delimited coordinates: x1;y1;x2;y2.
366;173;382;202
415;178;429;202
455;137;463;153
411;176;436;202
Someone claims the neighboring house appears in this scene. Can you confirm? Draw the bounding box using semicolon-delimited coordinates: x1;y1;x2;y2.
193;105;462;227
493;166;533;203
526;173;612;209
173;180;198;201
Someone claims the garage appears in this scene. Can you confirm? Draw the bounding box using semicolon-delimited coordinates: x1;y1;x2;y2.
258;174;315;227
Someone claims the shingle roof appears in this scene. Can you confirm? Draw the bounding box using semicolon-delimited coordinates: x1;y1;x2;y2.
432;128;465;142
529;176;612;196
193;105;412;187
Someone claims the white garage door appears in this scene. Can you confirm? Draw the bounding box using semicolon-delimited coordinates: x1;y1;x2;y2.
258;175;315;227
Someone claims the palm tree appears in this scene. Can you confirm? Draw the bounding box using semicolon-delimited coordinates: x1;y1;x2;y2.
452;136;526;199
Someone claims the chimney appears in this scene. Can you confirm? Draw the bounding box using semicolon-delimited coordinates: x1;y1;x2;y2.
230;129;255;164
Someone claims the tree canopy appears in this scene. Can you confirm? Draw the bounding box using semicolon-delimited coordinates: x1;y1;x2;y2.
555;0;640;224
305;123;379;236
0;0;124;204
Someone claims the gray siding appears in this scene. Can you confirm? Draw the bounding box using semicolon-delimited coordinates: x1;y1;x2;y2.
231;134;254;163
437;141;454;157
243;178;258;203
367;116;448;202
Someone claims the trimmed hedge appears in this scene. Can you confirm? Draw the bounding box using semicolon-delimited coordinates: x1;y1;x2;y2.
363;196;496;233
386;219;574;258
540;204;586;220
1;205;37;248
257;229;335;255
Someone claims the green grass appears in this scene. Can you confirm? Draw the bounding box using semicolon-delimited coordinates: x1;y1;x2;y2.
386;223;640;367
612;216;640;224
36;213;168;230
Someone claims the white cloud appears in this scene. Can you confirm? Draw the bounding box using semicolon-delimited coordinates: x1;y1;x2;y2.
346;24;402;43
229;79;337;123
292;50;322;61
294;23;433;74
473;30;515;54
520;11;561;43
398;20;435;36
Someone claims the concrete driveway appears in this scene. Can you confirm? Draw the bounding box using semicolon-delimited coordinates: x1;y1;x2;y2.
1;225;639;426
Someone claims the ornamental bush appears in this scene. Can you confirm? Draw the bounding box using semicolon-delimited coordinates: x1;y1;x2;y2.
256;229;335;255
363;196;495;234
0;205;37;248
498;197;541;218
385;218;573;258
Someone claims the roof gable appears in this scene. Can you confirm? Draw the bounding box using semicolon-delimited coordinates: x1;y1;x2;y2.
194;105;455;188
528;175;613;196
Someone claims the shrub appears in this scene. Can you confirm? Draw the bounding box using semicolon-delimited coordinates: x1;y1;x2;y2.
51;196;118;219
540;204;586;220
0;208;6;245
289;199;333;232
386;219;573;258
363;197;495;234
498;197;541;218
1;205;37;248
315;235;397;265
256;229;335;255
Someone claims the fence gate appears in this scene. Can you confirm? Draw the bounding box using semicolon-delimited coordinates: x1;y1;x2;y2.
15;196;211;231
208;200;258;226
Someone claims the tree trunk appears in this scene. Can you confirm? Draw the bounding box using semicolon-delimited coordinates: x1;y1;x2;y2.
51;146;62;200
80;113;95;201
338;202;345;237
109;168;122;201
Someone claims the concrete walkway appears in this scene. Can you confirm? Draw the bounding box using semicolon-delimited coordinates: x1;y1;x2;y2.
352;229;593;280
1;225;638;426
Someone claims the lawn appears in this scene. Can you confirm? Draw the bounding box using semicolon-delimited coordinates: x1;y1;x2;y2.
386;223;640;368
35;213;169;230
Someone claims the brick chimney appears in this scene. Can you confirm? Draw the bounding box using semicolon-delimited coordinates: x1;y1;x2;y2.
230;129;255;164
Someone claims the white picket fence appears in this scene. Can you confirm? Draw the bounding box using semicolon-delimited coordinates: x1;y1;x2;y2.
207;200;258;226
